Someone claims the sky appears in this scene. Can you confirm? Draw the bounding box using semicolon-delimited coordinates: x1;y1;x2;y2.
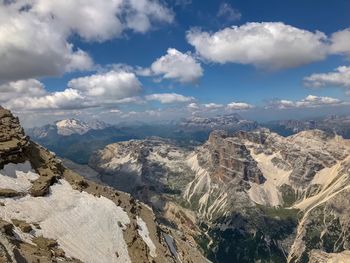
0;0;350;127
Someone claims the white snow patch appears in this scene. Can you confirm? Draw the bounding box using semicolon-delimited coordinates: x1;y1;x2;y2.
136;216;157;258
0;161;39;192
56;119;90;136
0;179;131;263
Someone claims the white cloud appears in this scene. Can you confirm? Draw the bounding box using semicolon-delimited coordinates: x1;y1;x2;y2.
31;0;123;42
203;103;224;109
113;97;145;104
217;3;241;22
2;70;143;111
0;79;90;111
68;70;142;103
187;101;253;112
4;88;86;111
147;48;203;84
227;102;254;110
271;95;343;109
0;0;173;81
0;79;46;101
273;100;295;109
304;66;350;88
125;0;174;33
29;0;174;41
297;95;340;107
186;22;328;69
0;4;93;81
330;28;350;56
109;109;122;114
187;102;200;110
145;93;194;103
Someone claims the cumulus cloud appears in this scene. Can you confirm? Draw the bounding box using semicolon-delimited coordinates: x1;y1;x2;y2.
187;102;200;110
0;79;91;111
68;70;142;103
2;69;143;111
304;66;350;89
0;79;46;101
4;88;86;111
270;95;343;109
187;101;253;112
0;4;93;81
186;22;328;69
125;0;174;33
0;0;173;81
227;102;254;110
143;48;203;84
330;28;350;56
217;3;242;22
145;93;194;103
203;103;224;109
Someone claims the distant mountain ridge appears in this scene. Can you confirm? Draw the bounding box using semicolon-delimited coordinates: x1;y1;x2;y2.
179;113;258;131
26;114;259;164
265;115;350;138
29;118;110;138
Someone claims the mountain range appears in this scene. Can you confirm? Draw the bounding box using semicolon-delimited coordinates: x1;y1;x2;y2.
26;114;258;164
265;115;350;138
87;128;350;262
26;114;350;165
0;106;207;263
22;112;350;262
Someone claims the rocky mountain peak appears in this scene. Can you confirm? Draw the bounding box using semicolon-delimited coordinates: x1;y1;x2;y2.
206;130;265;184
55;118;91;136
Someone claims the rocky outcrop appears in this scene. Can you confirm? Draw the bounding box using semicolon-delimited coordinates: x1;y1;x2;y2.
0;107;206;263
0;107;29;168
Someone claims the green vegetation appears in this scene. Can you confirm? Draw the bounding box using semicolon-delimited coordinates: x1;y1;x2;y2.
257;204;300;221
280;184;298;207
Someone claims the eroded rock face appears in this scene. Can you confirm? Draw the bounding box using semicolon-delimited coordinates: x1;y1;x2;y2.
90;138;195;208
205;130;265;184
0;107;207;263
90;127;350;262
0;107;29;168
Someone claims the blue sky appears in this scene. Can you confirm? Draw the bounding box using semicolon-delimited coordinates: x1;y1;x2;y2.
0;0;350;126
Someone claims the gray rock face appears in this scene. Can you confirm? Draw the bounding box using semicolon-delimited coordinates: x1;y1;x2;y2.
90;127;350;262
0;107;29;167
206;130;265;184
89;138;195;207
